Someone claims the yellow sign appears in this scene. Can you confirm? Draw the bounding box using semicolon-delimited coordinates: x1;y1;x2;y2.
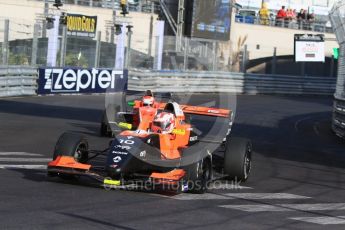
66;14;97;38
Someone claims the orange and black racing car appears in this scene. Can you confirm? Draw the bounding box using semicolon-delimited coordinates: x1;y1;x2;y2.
47;92;252;193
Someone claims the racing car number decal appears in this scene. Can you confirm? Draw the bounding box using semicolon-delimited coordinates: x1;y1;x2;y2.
118;139;135;145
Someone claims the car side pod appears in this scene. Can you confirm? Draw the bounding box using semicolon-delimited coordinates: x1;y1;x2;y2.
48;156;91;171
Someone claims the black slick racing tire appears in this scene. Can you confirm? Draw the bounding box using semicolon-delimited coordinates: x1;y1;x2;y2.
49;132;89;179
186;158;212;194
224;137;252;182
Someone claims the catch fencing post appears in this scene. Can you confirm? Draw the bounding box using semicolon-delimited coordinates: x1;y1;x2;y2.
330;55;335;77
241;44;248;73
271;47;277;74
212;41;218;71
2;19;9;66
60;26;67;67
31;24;40;66
95;31;101;68
125;27;133;69
148;15;153;57
301;62;306;76
151;2;155;13
138;0;142;12
183;37;189;71
42;0;49;38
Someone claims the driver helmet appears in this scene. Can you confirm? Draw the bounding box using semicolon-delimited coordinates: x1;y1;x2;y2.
142;96;154;107
151;112;175;134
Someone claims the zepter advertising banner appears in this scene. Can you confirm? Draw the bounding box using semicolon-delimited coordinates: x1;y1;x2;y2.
66;14;97;38
37;68;128;95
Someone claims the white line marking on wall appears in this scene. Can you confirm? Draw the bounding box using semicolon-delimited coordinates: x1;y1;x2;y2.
220;203;345;212
0;152;43;156
0;158;51;162
290;216;345;225
0;165;47;170
172;192;307;201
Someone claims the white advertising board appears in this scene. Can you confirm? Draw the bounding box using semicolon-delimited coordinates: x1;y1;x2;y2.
295;34;325;62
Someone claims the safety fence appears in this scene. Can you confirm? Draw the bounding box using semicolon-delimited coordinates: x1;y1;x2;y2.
0;66;336;97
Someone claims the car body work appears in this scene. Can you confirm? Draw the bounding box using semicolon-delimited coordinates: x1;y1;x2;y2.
47;93;252;193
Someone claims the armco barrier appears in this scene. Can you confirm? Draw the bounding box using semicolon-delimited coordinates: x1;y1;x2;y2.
333;96;345;138
332;43;345;139
0;67;37;97
128;70;336;95
0;67;337;97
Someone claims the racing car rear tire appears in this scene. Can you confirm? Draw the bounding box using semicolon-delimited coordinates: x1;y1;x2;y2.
100;110;112;137
224;137;252;182
186;158;212;194
100;105;121;137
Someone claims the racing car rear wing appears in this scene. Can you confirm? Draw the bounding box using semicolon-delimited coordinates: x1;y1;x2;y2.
157;103;231;118
179;105;230;118
131;100;231;118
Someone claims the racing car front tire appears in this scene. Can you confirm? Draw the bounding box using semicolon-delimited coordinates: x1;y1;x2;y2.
49;132;89;178
186;158;212;194
53;132;89;163
224;137;252;182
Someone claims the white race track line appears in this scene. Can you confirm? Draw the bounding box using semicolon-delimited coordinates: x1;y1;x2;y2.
208;183;253;190
172;192;308;201
0;153;49;170
220;203;345;212
290;216;345;225
0;165;47;170
222;193;310;200
0;158;51;162
0;152;43;156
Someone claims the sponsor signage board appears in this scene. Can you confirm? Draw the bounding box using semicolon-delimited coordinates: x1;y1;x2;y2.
37;68;128;95
66;14;97;38
294;34;325;62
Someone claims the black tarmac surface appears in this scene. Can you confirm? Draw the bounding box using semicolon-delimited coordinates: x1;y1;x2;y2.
0;94;344;230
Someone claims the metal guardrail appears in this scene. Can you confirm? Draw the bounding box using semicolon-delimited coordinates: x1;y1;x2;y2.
0;67;37;97
333;95;345;138
128;70;336;95
0;67;336;97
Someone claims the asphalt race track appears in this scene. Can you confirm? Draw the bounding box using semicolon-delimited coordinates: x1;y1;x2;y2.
0;94;345;229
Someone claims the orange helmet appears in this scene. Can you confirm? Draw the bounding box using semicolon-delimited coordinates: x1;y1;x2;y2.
142;96;154;107
151;112;175;133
